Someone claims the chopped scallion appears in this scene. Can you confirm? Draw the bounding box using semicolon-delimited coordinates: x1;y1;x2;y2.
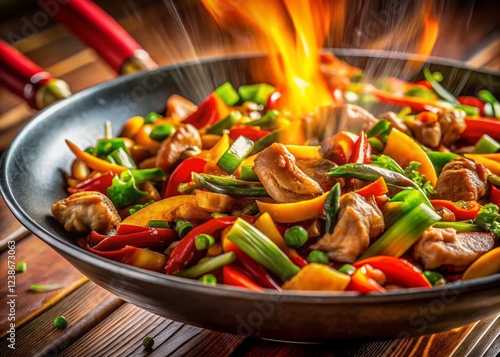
217;135;254;174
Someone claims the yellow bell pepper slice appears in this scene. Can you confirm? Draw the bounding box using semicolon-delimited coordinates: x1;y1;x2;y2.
284;145;321;159
197;131;230;163
121;195;212;226
256;191;329;223
254;212;303;262
383;128;437;186
65;139;127;175
120;116;144;138
464;154;500;175
462;247;500;281
282;263;350;292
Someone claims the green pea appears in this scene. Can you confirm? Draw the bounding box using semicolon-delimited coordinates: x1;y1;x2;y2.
195;234;216;250
199;274;217;286
142;336;154;349
307;250;329;264
284;226;308;248
53;316;69;329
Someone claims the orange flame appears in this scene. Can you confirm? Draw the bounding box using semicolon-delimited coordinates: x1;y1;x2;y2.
417;2;439;58
202;0;337;115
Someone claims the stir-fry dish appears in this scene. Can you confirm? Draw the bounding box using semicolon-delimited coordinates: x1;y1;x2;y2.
52;55;500;293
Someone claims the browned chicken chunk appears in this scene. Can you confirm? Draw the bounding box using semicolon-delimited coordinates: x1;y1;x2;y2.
310;192;385;263
51;191;121;234
155;124;202;173
317;104;379;142
433;158;489;201
296;158;340;192
379;111;411;135
438;109;466;147
253;143;324;203
413;227;495;270
406;120;442;148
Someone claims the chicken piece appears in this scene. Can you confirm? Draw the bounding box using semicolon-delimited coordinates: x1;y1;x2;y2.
413;227;495;270
296;158;341;192
195;190;237;213
310;193;385;263
406;120;442;148
52;191;121;234
379;111;411;135
155;124;202;173
166;94;197;119
316;104;379;141
435;207;456;222
282;263;351;292
438;109;466;147
253;143;324;203
433;158;489;201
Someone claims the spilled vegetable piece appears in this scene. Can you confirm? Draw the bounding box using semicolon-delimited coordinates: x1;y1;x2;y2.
55;70;500;293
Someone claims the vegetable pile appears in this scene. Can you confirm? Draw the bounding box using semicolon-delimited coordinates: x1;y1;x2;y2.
52;56;500;293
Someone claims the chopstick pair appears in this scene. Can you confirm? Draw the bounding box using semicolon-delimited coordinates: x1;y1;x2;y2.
0;0;157;110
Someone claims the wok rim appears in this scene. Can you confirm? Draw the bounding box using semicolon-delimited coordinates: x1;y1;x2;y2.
1;49;500;305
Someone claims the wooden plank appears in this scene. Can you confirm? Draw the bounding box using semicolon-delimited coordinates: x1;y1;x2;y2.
0;282;123;356
60;303;175;356
61;301;246;357
0;196;26;247
451;315;500;357
0;235;87;338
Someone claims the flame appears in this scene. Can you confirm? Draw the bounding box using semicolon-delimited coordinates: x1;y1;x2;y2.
202;0;338;115
417;2;439;58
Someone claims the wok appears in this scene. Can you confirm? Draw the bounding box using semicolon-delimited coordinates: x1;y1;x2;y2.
1;50;499;341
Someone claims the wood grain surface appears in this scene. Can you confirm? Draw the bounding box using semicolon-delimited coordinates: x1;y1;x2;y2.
1;0;499;356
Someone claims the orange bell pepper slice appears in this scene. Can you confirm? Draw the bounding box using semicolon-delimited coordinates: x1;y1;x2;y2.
353;256;431;289
223;265;263;292
65;140;127;175
383;128;437;187
346;265;385;293
464;153;500;176
256;191;329;224
430;200;482;221
355;177;388;198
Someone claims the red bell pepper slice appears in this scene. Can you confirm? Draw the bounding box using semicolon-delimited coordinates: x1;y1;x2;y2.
353;256;431;288
266;90;282;110
326;131;356;166
228;127;270;141
349;131;372;164
491;185;500;206
67;171;114;195
81;243;166;273
116;224;150;234
346;265;385;293
164;157;207;198
223;265;263;292
183;93;227;129
355;177;388;198
463;118;500;142
414;80;432;89
224;239;281;290
458;96;485;116
165;216;255;275
92;227;178;251
430;200;482;221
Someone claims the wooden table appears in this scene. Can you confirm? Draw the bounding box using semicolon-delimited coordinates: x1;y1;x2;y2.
1;1;499;356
